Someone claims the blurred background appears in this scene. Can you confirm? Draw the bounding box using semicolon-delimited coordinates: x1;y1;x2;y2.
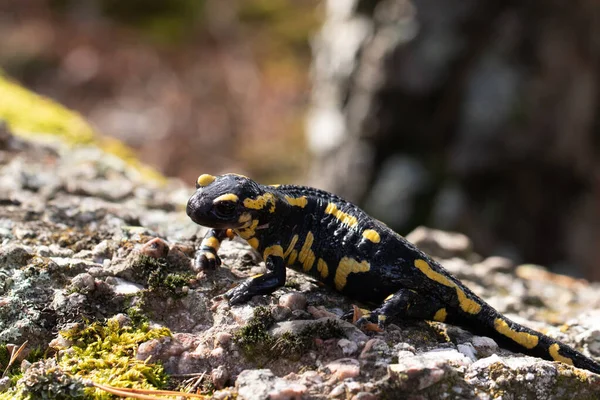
1;0;600;280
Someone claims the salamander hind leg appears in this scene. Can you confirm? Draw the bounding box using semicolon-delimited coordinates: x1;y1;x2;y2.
354;288;448;330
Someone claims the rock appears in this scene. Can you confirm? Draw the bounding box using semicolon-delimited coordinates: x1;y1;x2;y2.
325;358;361;380
271;305;292;322
477;256;515;274
270;318;367;343
470;335;499;358
215;332;233;347
0;244;32;269
278;293;307;311
457;343;477;362
70;273;95;292
389;349;473;390
337;338;358;356
235;369;277;400
139;237;169;259
359;338;390;360
211;365;229;389
405;226;473;259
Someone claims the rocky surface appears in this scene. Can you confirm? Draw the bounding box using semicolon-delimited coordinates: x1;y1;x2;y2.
1;125;600;399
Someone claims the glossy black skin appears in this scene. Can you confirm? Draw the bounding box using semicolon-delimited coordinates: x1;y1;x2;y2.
186;174;600;374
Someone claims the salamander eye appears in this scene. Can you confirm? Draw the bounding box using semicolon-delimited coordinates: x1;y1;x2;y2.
213;201;237;218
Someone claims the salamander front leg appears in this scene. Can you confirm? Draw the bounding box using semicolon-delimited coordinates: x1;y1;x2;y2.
225;251;286;305
195;229;231;270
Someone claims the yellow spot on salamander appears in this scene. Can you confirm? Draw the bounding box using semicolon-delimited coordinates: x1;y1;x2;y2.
270;184;281;188
202;237;220;250
433;308;447;322
298;232;316;272
362;229;381;243
251;273;264;279
384;294;394;302
238;212;252;224
263;245;284;259
335;257;370;290
235;219;259;239
197;174;216;187
204;252;215;259
284;235;299;259
549;343;574;365
414;259;482;314
243;193;276;213
493;318;539;349
284;195;308;208
247;237;259;249
317;258;329;278
213;193;239;203
287;249;298;266
325;203;358;227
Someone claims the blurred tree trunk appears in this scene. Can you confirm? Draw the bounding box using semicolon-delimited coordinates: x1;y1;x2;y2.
307;0;600;280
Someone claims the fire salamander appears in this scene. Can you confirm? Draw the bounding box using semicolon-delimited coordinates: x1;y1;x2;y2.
186;173;600;374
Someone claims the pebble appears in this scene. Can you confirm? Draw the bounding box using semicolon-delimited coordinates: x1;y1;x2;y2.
0;244;32;269
278;292;307;311
211;365;229;389
70;273;95;292
139;237;169;259
325;358;361;380
214;332;232;347
271;305;292;321
337;338;358;356
471;335;499;357
359;338;389;360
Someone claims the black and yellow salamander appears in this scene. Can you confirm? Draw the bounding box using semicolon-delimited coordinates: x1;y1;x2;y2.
186;173;600;374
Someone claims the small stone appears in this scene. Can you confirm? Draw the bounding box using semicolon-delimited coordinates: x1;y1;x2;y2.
92;240;113;262
70;273;95;292
0;376;10;391
272;305;292;321
110;313;132;328
478;256;515;274
268;382;307;400
405;226;472;259
0;244;33;269
139;237;169;259
457;343;477;362
325;358;361;380
359;338;390;360
215;332;232;347
211;347;224;357
337;338;358;356
330;383;346;397
307;305;339;319
346;380;361;393
211;365;229;389
236;369;277;400
279;292;307;311
471;335;499;357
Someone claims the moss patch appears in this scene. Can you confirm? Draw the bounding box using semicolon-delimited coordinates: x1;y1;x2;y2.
234;306;344;362
57;319;171;399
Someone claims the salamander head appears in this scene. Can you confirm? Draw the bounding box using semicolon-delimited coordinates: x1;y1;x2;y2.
186;173;267;229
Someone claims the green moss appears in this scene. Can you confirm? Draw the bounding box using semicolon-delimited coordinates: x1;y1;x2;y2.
133;254;193;298
0;74;164;182
233;306;275;359
57;319;171;399
233;306;344;362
